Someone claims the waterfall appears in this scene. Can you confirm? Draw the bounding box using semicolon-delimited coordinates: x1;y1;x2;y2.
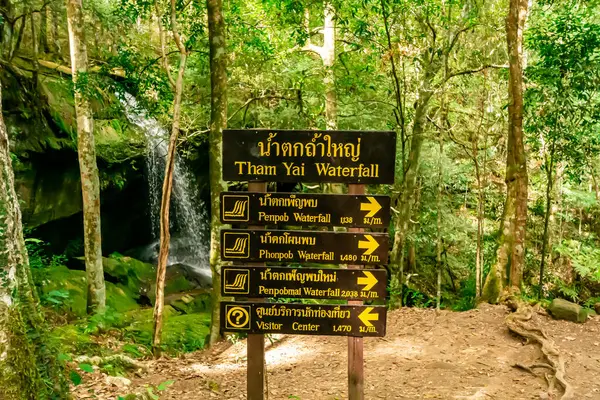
121;93;210;279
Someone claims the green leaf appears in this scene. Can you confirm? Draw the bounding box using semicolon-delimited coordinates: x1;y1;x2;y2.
79;363;94;373
146;388;159;400
70;371;82;386
157;380;175;391
58;353;72;362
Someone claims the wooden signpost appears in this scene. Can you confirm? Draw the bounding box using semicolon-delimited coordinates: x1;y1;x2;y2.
222;129;396;183
221;266;387;300
221;302;386;337
220;229;388;265
220;129;395;400
220;191;391;228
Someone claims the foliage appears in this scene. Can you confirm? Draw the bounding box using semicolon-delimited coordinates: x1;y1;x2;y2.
555;240;600;283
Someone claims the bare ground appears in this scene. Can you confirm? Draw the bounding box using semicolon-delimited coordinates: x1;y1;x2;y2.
72;304;600;400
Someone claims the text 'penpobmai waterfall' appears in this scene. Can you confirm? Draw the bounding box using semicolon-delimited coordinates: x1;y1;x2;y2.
121;93;211;283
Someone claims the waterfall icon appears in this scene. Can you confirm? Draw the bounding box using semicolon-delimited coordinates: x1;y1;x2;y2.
223;232;250;258
222;195;250;222
223;268;250;294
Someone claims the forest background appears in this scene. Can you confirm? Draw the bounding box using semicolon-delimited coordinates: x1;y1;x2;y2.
0;0;599;397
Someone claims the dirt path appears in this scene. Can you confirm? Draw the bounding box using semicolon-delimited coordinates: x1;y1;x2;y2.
73;305;600;399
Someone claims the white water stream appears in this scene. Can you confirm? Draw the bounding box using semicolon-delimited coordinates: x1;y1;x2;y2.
121;93;210;279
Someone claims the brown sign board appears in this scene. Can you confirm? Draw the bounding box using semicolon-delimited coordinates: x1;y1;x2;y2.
222;129;396;184
221;266;387;300
221;301;386;337
220;192;391;228
220;229;389;265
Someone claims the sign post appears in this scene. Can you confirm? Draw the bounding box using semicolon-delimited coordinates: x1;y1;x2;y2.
348;183;365;400
219;129;395;400
246;182;266;400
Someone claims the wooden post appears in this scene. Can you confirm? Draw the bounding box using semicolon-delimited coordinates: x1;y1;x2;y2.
348;183;365;400
247;181;267;400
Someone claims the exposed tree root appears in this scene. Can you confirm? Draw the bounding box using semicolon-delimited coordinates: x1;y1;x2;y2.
506;305;574;400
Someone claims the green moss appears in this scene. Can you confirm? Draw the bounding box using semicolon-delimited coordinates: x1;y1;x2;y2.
1;306;42;399
47;324;101;356
1;305;69;399
482;270;502;304
40;265;140;318
103;255;155;301
95;119;145;163
124;309;211;354
170;293;211;314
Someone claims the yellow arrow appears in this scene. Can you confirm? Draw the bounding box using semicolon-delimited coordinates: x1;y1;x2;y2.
357;271;378;291
358;234;380;255
360;196;382;218
358;307;379;327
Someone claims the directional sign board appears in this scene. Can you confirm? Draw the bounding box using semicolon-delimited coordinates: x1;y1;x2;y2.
221;266;387;300
221;229;389;265
221;302;386;337
222;129;396;184
220;192;391;228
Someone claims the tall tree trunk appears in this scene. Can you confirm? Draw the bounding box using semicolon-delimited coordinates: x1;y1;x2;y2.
1;0;15;58
474;152;484;298
152;52;187;357
436;134;444;310
30;12;39;87
538;143;555;298
0;80;67;400
590;162;600;202
66;0;106;313
207;0;228;346
50;3;61;55
482;0;529;302
302;2;340;194
152;0;188;357
388;68;436;307
11;13;26;59
39;5;49;53
323;2;336;130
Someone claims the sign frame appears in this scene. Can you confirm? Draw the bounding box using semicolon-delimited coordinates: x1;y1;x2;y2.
221;266;388;300
222;129;396;184
220;191;391;228
220;228;389;265
220;301;387;337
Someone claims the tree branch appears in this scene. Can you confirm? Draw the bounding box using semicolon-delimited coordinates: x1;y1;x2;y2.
155;1;176;89
448;64;508;79
228;95;293;121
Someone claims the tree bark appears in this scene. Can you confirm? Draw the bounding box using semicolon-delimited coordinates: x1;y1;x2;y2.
590;161;600;202
388;66;436;307
12;12;26;59
302;2;341;194
482;0;529;302
0;80;66;399
30;12;39;87
66;0;106;313
39;5;49;53
323;2;336;130
50;3;61;55
207;0;229;346
152;0;188;357
436;132;444;310
538;142;555;298
1;0;15;59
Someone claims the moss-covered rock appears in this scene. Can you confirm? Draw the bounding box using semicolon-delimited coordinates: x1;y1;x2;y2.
38;265;140;318
102;255;155;302
548;298;588;323
168;291;211;314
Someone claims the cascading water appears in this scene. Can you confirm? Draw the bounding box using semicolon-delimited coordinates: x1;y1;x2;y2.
121;93;211;280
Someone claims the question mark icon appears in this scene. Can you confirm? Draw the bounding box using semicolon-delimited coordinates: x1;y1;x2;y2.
226;306;250;329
